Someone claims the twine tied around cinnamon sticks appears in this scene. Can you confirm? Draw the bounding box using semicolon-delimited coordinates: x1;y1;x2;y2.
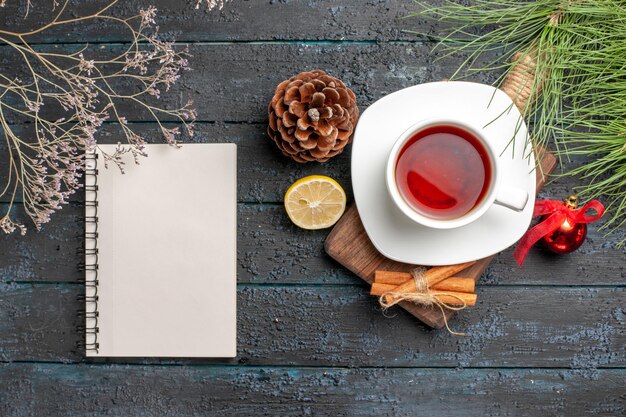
370;261;477;335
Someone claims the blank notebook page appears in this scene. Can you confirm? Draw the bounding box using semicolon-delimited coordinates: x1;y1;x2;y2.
87;143;237;357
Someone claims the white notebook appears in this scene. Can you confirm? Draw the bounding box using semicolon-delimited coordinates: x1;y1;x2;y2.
84;143;237;357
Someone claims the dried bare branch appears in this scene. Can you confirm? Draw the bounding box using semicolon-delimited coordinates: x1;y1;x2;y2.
0;0;197;234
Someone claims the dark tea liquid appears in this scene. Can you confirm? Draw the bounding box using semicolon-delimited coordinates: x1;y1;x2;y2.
395;125;491;220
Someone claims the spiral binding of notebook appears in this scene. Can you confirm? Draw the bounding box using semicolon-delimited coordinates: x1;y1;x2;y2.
77;151;100;354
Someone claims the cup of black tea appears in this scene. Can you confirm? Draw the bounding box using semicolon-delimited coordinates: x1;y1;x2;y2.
386;118;528;229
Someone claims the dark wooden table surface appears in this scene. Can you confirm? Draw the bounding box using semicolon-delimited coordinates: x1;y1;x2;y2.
1;1;625;416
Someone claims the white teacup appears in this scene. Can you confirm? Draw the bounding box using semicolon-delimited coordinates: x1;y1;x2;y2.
386;118;528;229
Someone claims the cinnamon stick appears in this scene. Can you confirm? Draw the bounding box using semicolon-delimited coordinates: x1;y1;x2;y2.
375;270;412;285
383;261;476;304
371;277;475;295
374;271;475;293
370;282;400;296
433;291;477;307
371;284;477;306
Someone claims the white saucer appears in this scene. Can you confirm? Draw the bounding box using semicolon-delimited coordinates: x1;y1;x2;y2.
351;81;536;265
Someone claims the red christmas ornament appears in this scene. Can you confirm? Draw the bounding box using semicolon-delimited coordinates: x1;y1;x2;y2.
540;196;587;254
514;195;604;266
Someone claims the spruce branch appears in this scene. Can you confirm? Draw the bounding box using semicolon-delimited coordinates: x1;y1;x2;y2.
408;0;626;242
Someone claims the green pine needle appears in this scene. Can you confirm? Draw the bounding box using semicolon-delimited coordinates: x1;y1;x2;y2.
407;0;626;243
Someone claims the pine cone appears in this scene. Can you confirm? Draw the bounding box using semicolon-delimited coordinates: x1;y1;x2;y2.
267;70;359;163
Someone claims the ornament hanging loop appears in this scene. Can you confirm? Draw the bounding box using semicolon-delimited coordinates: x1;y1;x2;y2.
564;195;578;210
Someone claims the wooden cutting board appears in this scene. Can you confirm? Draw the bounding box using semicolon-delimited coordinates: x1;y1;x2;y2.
325;147;557;329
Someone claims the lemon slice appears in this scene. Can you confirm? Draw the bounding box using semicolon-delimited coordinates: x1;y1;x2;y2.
284;175;347;230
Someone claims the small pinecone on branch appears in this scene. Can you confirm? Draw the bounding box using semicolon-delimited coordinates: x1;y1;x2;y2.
267;70;359;163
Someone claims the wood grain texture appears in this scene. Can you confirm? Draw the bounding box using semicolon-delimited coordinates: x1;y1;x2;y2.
1;363;625;417
1;283;625;369
0;0;443;43
2;201;623;286
0;122;353;204
1;121;597;205
0;42;500;123
0;203;353;284
325;149;557;328
1;1;625;415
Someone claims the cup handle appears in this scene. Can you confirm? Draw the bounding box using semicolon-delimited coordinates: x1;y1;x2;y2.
494;187;529;212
